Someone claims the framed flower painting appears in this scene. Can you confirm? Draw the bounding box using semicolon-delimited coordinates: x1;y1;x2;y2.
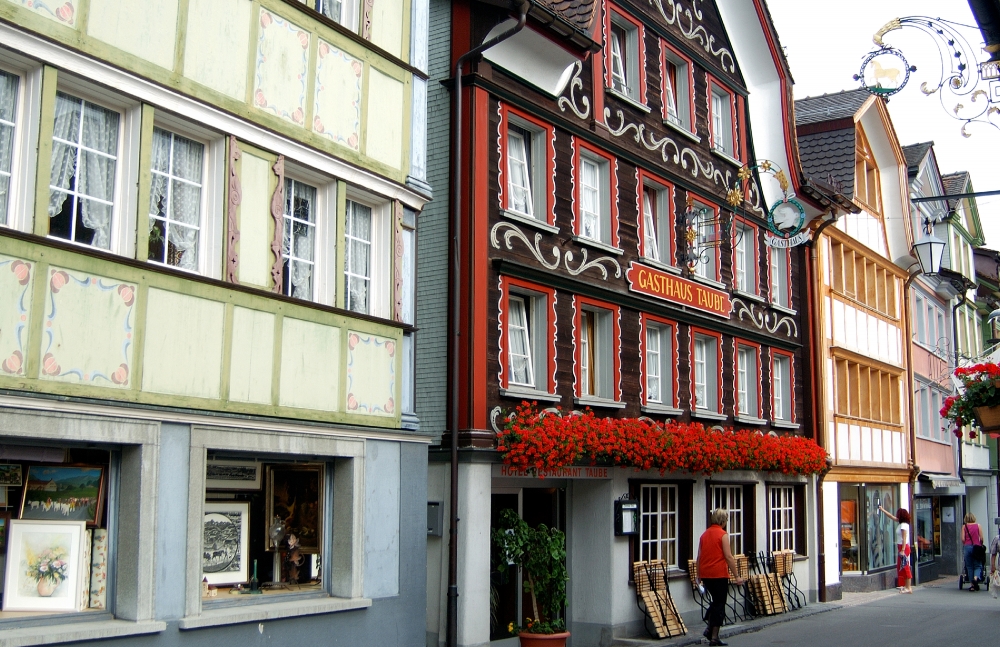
2;519;88;612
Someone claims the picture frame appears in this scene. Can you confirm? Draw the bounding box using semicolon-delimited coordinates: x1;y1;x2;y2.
20;465;106;528
2;519;88;612
0;463;22;487
205;460;262;491
266;464;324;554
202;501;250;586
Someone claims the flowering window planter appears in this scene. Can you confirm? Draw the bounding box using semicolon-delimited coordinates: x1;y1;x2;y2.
496;403;828;476
941;364;1000;437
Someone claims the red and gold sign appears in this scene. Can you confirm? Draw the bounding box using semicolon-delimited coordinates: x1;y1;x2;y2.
626;262;731;318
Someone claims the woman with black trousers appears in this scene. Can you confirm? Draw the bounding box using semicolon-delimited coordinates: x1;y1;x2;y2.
695;508;745;646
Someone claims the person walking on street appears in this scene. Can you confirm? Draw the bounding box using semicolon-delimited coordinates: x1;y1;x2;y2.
879;505;912;593
695;509;746;646
963;513;985;591
990;521;1000;585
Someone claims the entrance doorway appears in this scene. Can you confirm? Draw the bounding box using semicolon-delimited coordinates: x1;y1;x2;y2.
490;487;566;641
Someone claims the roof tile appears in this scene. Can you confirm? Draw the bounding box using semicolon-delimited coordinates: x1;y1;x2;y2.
796;128;856;197
794;89;870;126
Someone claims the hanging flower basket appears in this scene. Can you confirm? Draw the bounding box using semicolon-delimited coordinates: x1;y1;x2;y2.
496;403;828;476
941;363;1000;435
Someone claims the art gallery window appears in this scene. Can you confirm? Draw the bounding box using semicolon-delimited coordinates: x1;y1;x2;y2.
767;484;805;555
690;330;721;415
641;314;677;411
605;7;645;106
0;409;161;642
634;481;692;570
769;246;790;308
660;41;693;134
500;105;554;228
499;276;556;399
573;140;618;250
184;426;366;629
637;170;673;265
575;297;621;407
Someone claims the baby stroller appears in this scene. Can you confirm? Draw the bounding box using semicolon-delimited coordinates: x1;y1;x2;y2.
958;541;991;591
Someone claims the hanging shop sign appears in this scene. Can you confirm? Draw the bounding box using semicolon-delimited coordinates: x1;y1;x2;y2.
493;464;612;479
625;262;731;318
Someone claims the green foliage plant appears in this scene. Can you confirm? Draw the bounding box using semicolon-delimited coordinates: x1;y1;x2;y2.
492;508;568;635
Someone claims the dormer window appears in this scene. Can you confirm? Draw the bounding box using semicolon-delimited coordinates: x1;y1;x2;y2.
855;126;880;213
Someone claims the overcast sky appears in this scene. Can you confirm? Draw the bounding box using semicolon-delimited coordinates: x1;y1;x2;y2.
766;0;1000;247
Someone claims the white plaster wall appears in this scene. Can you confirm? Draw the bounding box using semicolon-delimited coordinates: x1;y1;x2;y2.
364;440;400;598
238;153;272;288
88;0;178;70
456;462;491;647
568;478;614;626
184;0;252;100
822;480;841;586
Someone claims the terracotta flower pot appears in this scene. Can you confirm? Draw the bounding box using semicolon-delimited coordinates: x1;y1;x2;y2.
518;632;570;647
36;577;60;597
973;405;1000;432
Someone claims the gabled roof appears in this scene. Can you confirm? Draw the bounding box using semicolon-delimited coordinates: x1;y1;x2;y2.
794;89;871;126
943;171;970;199
796;128;856;198
901;141;933;176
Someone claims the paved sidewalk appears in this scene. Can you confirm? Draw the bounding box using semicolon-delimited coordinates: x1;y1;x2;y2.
611;586;911;646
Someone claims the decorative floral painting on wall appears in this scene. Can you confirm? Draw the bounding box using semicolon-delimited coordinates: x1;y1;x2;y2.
0;255;33;377
254;8;309;127
2;520;86;612
346;332;396;416
9;0;77;26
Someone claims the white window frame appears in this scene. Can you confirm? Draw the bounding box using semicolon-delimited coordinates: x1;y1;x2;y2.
579;154;608;243
661;45;692;132
281;177;319;301
641;181;671;264
0;53;42;234
505;288;552;395
691;200;718;281
737;344;758;417
734;222;756;293
608;15;640;103
284;161;337;306
508;294;535;388
770;246;789;308
312;0;360;33
772;353;791;421
343;190;390;318
709;85;734;157
712;485;743;555
578;306;614;401
48;74;141;258
146;113;225;278
768;485;796;553
505;116;547;221
645;323;674;406
640;483;678;567
693;334;718;411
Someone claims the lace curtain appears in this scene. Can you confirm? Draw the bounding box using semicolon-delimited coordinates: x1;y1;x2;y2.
49;93;119;249
346;201;372;313
149;128;203;270
282;179;316;299
0;71;17;226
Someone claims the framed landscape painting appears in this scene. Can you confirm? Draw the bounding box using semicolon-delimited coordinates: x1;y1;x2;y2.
203;501;250;586
20;465;105;527
2;519;87;612
266;464;323;554
205;460;261;491
0;464;22;487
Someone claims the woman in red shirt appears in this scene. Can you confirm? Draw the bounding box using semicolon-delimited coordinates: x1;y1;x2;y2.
695;509;745;646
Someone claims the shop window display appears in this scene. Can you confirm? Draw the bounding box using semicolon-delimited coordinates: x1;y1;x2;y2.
202;456;326;599
0;447;112;616
839;483;899;573
914;497;939;564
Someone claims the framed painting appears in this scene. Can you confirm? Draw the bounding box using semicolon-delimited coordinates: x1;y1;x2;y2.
20;465;105;527
266;464;323;554
2;519;87;612
203;501;250;586
205;460;262;491
0;463;22;487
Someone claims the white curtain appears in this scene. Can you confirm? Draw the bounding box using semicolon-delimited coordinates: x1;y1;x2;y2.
346;202;372;313
283;180;316;299
78;101;119;249
48;93;80;219
150;129;203;270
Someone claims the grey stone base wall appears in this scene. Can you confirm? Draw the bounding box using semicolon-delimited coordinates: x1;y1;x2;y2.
840;571;895;593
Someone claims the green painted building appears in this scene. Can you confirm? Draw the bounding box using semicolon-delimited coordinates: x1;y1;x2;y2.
0;0;432;644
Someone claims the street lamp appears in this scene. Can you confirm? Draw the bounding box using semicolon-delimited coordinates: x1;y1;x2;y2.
912;231;945;275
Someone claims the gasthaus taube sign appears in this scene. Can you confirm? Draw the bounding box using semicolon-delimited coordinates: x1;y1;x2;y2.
625;262;731;318
493;465;612;479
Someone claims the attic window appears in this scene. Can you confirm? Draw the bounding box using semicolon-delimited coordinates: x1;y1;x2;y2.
854;126;880;214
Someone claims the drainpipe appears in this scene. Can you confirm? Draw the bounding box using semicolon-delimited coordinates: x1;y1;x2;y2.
807;211;840;602
447;4;530;647
903;269;921;583
953;293;968;486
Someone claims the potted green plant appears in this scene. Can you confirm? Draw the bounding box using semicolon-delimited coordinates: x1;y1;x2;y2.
941;363;1000;434
492;509;569;647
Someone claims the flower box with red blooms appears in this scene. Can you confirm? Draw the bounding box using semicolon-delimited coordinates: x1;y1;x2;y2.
940;362;1000;436
495;403;828;476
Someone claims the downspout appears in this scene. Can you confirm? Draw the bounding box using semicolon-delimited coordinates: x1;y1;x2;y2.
903;269;921;583
447;4;530;647
953;292;969;487
808;211;840;602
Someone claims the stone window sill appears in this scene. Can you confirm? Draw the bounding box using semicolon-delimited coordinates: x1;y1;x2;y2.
502;209;559;235
771;420;800;430
605;87;651;114
180;597;372;630
571;235;624;257
574;396;626;409
735;415;767;426
693;410;727;422
642;403;683;416
662;119;701;144
0;620;166;645
500;387;561;403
